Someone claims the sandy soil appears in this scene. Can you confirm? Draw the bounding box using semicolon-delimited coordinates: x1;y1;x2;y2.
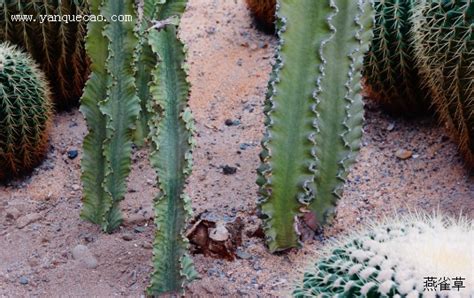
0;0;472;296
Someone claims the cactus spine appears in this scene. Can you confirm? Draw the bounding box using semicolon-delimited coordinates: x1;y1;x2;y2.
364;0;430;116
257;0;373;252
80;0;140;233
294;215;474;297
0;0;89;110
413;0;474;167
0;43;53;181
145;0;198;295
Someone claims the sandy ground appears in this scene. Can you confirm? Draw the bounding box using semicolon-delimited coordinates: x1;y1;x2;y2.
0;0;473;296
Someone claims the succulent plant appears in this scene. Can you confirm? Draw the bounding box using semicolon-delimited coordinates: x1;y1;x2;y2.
294;214;474;297
257;0;373;252
363;0;431;116
245;0;276;33
0;43;53;181
145;0;198;295
0;0;89;110
80;0;140;233
413;0;474;168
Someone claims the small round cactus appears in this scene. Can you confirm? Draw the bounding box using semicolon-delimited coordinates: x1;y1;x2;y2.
0;43;53;181
412;0;474;168
294;214;473;297
245;0;276;33
363;0;431;116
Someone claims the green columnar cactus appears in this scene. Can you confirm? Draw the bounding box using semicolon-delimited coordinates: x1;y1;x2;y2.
0;0;89;110
293;215;474;297
257;0;372;252
245;0;276;33
363;0;430;116
0;43;53;181
146;0;198;295
80;0;140;233
413;0;474;168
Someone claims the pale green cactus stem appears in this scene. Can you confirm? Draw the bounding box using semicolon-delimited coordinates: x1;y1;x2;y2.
294;214;474;297
145;0;198;295
80;0;140;233
257;0;373;252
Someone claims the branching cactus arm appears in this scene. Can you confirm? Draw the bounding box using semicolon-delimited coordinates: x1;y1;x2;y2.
146;0;198;294
309;0;371;227
79;0;111;228
258;0;372;253
80;0;139;233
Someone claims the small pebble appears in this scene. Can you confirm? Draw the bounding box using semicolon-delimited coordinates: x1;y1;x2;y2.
222;165;237;175
19;276;28;285
67;149;79;160
122;233;134;241
224;119;240;126
395;149;413;160
134;226;145;233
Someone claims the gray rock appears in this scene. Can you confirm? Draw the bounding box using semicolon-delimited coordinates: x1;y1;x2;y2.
71;245;98;269
6;207;20;220
122;233;134;241
16;213;41;229
209;222;229;241
19;276;28;285
235;249;252;260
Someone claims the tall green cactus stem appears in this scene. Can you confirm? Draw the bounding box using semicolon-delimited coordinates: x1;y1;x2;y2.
80;0;140;233
293;215;474;297
146;1;198;294
257;0;372;252
0;43;53;181
133;0;156;146
0;0;89;110
413;0;474;167
363;0;430;116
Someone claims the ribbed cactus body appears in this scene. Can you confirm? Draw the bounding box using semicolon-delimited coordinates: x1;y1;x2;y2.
80;0;140;233
294;215;474;297
0;0;89;110
245;0;276;33
413;0;474;167
0;43;52;181
145;0;198;294
257;0;372;252
364;0;430;116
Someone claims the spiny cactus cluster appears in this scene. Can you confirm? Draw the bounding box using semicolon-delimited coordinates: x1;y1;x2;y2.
0;0;89;110
0;43;52;181
364;0;430;116
294;214;473;297
257;0;373;252
413;0;474;168
245;0;276;33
